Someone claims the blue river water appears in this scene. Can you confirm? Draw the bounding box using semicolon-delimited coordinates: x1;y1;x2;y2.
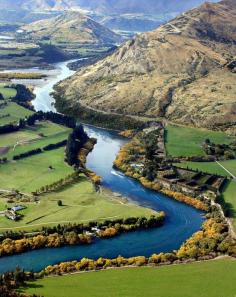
0;62;204;274
0;125;204;273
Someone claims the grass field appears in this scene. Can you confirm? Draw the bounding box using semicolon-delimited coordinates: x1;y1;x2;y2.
0;102;156;231
0;121;69;148
0;177;156;232
22;258;236;297
5;131;69;159
0;147;73;193
175;160;236;178
0;85;17;99
0;102;33;125
222;181;236;230
165;124;235;157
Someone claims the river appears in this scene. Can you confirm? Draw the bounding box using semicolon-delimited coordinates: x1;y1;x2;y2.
0;60;204;273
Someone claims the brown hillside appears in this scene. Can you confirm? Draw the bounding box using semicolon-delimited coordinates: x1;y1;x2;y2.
22;12;122;46
55;0;236;131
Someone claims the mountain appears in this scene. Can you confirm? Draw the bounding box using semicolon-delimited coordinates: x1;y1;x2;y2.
55;0;236;131
22;12;122;46
0;0;218;34
73;0;219;14
0;0;69;10
0;0;218;13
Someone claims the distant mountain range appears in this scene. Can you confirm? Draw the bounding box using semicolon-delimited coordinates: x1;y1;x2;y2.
0;0;219;34
70;0;219;14
55;0;236;132
0;0;219;14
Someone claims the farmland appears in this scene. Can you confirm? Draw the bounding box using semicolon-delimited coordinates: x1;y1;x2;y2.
0;85;17;99
165;124;235;157
0;147;73;193
175;159;236;231
22;258;236;297
0;103;157;231
0;176;156;232
0;121;69;147
222;181;236;231
175;160;236;178
0;102;33;125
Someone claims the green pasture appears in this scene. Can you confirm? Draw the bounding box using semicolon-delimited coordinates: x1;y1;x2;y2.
165;124;234;157
22;258;236;297
0;177;156;232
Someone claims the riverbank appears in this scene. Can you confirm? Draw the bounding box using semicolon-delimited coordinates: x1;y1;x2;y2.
113;130;210;211
0;214;165;258
53;96;145;131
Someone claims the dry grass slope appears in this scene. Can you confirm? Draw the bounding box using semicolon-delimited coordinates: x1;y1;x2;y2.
23;12;122;46
56;0;236;132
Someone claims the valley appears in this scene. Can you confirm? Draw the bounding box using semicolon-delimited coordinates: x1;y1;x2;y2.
0;60;235;274
0;11;121;69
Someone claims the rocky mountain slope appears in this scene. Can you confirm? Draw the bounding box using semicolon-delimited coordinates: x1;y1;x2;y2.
55;0;236;131
22;12;122;46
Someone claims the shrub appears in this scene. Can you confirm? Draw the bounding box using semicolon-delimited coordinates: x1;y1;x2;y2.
57;200;63;207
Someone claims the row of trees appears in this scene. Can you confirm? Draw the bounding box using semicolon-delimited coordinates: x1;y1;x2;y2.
0;215;165;257
0;123;20;134
160;188;209;211
13;148;42;161
26;111;76;128
41;253;178;276
33;172;80;195
0;215;164;242
0;110;76;135
43;140;67;151
0;233;92;257
12;140;67;161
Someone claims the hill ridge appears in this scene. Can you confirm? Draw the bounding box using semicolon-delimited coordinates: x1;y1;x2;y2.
22;11;122;45
54;0;236;133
